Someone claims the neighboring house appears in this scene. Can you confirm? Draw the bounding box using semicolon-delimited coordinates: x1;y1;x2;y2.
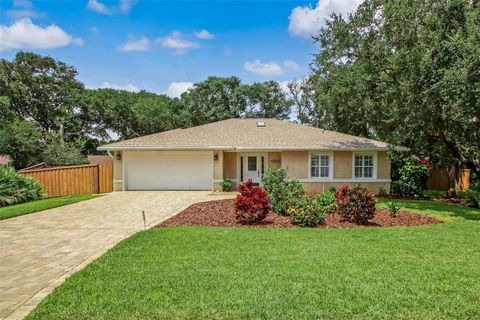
99;118;405;193
87;155;113;165
0;155;11;166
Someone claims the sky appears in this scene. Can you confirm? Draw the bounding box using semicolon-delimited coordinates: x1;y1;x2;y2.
0;0;362;98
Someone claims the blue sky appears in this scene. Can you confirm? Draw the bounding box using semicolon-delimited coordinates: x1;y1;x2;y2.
0;0;361;97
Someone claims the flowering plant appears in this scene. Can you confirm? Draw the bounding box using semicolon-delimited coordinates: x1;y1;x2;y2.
233;179;270;224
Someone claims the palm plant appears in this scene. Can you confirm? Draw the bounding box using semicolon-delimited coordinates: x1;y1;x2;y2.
0;166;43;207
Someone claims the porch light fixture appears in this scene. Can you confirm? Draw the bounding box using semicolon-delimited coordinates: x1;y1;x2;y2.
116;153;122;160
214;153;219;161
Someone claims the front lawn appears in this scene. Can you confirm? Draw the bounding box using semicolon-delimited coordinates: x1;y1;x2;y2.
0;194;102;220
27;200;480;319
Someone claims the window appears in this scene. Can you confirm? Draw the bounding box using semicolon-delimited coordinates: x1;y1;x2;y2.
311;154;330;178
354;154;374;178
248;156;257;171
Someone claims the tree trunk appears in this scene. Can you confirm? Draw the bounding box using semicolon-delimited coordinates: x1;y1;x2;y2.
448;160;460;197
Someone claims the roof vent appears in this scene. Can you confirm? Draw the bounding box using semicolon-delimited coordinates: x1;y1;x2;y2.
256;120;266;127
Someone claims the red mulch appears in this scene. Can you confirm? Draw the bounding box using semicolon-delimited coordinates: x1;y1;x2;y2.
156;199;442;229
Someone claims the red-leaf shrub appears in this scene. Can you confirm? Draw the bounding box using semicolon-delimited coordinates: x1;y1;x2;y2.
233;179;270;224
334;184;376;224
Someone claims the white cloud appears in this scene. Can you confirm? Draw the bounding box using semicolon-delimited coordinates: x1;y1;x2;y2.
165;82;194;98
7;0;45;18
289;0;362;39
243;59;300;77
283;60;300;72
87;0;137;15
100;82;139;92
243;60;283;77
156;32;200;53
87;0;111;14
119;36;150;52
0;18;83;51
195;29;215;40
119;0;137;13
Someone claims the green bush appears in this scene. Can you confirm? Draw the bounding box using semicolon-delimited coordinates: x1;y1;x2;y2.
219;179;234;192
0;166;43;207
312;191;337;212
262;168;305;215
378;184;389;197
288;196;327;227
334;184;376;224
465;190;480;208
392;155;429;196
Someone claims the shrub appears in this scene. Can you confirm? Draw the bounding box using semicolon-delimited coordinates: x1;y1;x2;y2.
391;155;429;196
288;196;327;227
334;184;376;224
465;190;480;208
262;168;305;215
378;184;388;197
233;179;270;224
328;186;336;193
386;202;400;218
219;179;234;192
312;191;337;212
0;165;43;207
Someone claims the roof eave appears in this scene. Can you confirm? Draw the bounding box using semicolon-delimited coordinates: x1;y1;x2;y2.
98;145;401;152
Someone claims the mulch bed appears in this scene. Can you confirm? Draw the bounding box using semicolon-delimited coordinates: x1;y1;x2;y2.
156;199;442;229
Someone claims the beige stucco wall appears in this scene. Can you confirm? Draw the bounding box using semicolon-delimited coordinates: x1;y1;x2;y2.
223;152;237;180
377;151;391;179
282;151;309;179
334;151;352;179
214;151;223;180
113;151;123;191
268;152;282;169
302;182;390;194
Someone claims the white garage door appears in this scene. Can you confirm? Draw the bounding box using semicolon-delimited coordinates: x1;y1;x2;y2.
125;152;213;190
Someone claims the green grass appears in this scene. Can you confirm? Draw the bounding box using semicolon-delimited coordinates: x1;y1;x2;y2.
27;200;480;319
0;194;102;220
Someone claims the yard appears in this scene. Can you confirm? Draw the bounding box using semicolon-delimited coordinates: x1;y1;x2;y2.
25;199;480;319
0;194;102;220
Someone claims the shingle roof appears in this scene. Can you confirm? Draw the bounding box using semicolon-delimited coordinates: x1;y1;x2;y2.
99;118;403;151
87;155;113;164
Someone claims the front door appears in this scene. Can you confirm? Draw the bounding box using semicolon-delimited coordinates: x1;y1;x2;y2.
240;153;266;185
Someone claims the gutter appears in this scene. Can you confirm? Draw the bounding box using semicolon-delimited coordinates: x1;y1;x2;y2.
98;145;409;152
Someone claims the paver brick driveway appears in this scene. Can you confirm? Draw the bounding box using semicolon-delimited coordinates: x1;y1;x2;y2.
0;191;233;319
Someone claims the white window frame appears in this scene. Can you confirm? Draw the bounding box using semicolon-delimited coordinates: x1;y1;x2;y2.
308;151;334;181
352;152;377;180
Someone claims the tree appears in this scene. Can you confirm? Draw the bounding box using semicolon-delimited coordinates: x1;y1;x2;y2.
311;0;480;196
243;81;293;120
42;140;88;165
180;76;246;126
0;52;88;139
0;119;43;169
286;78;315;124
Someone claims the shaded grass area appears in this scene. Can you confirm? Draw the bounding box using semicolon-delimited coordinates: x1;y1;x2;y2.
0;194;102;220
27;200;480;319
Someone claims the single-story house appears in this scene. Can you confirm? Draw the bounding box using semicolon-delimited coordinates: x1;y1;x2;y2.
98;118;405;193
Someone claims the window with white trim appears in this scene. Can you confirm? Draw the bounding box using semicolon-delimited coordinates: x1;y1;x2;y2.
311;154;330;178
354;154;374;178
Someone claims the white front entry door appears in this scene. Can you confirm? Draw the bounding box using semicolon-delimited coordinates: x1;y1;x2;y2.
241;153;267;185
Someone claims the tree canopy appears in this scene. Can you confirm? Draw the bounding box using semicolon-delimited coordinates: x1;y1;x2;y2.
310;0;480;193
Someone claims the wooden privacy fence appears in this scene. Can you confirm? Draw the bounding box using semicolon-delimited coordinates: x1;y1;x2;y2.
426;168;470;191
21;163;113;197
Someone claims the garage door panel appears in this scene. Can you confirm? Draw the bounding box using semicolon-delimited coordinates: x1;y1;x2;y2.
126;152;212;190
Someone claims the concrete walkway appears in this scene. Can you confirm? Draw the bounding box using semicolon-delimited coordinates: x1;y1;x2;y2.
0;191;233;319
